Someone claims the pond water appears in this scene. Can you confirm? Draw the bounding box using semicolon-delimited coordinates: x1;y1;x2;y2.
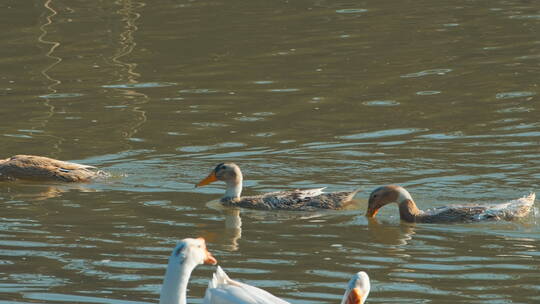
0;0;539;303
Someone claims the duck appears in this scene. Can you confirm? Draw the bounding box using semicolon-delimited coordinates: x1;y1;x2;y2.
204;266;371;304
159;237;371;304
159;238;217;304
204;267;370;304
195;162;359;211
0;154;106;182
365;185;536;223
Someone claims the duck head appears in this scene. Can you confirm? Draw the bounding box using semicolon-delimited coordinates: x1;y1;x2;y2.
171;237;217;266
196;163;243;199
341;271;370;304
365;185;413;217
159;238;217;304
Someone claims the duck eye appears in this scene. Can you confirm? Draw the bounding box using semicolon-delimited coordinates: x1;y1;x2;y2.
373;194;378;198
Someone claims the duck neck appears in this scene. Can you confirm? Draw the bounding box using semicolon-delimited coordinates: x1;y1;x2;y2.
159;257;197;304
398;199;423;223
223;177;242;200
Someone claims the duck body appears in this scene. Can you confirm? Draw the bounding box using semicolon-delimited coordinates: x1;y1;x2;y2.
196;162;359;211
366;185;536;223
204;266;290;304
0;155;105;182
204;266;370;304
221;188;358;211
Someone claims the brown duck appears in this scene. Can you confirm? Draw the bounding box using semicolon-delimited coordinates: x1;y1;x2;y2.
0;155;105;182
366;185;535;223
195;162;359;211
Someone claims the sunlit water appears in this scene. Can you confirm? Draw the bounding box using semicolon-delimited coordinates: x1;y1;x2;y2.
0;0;539;303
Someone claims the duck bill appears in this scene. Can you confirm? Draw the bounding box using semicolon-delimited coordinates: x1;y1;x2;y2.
196;237;218;265
196;172;218;187
204;251;218;265
345;287;363;304
365;207;380;218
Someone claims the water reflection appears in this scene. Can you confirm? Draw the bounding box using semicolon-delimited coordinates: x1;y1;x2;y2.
223;208;242;251
366;218;416;246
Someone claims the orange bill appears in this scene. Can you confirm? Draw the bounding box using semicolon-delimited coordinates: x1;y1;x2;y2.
204;251;218;265
346;287;363;304
365;207;379;217
196;171;218;187
197;237;218;265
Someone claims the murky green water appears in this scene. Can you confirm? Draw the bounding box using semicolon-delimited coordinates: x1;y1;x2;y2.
1;0;539;303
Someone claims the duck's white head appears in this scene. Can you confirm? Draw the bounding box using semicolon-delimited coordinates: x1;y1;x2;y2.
169;237;217;266
366;185;413;217
159;238;217;304
196;163;244;199
341;271;370;304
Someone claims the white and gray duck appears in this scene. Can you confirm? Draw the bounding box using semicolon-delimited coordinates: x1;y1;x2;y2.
195;162;359;211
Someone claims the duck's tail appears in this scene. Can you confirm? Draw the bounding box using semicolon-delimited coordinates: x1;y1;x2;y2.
207;265;231;289
345;187;363;201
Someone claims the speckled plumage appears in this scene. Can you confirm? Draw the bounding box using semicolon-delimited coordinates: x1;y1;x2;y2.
367;185;535;223
413;193;536;223
221;188;359;211
0;155;106;182
196;162;359;211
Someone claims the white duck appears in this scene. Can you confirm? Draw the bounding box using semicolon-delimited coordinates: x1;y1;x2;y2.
159;238;217;304
204;266;371;304
159;238;371;304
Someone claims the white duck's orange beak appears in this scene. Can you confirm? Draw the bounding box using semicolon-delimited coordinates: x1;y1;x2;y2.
204;250;217;265
196;171;218;187
197;237;218;265
345;287;363;304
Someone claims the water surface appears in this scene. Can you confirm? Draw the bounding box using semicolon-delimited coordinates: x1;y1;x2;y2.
0;0;539;303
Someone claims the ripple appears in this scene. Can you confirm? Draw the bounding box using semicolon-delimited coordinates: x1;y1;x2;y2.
496;107;532;113
253;112;275;116
18;129;44;133
38;93;84;99
9;273;68;287
418;132;464;140
24;293;147;304
192;122;228;127
338;128;427;140
401;69;452;78
254;132;275;137
177;142;245;152
4;133;32;138
515;54;540;60
509;15;540;20
235;116;264;122
267;88;300;93
336;9;368;14
178;88;220;94
102;82;176;88
416;90;441;95
97;260;160;269
495;91;536;99
362;100;400;106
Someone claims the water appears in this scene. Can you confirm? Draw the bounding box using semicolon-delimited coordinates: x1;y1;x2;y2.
1;0;539;303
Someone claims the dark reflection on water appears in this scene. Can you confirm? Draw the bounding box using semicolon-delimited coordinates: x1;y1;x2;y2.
1;0;539;303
